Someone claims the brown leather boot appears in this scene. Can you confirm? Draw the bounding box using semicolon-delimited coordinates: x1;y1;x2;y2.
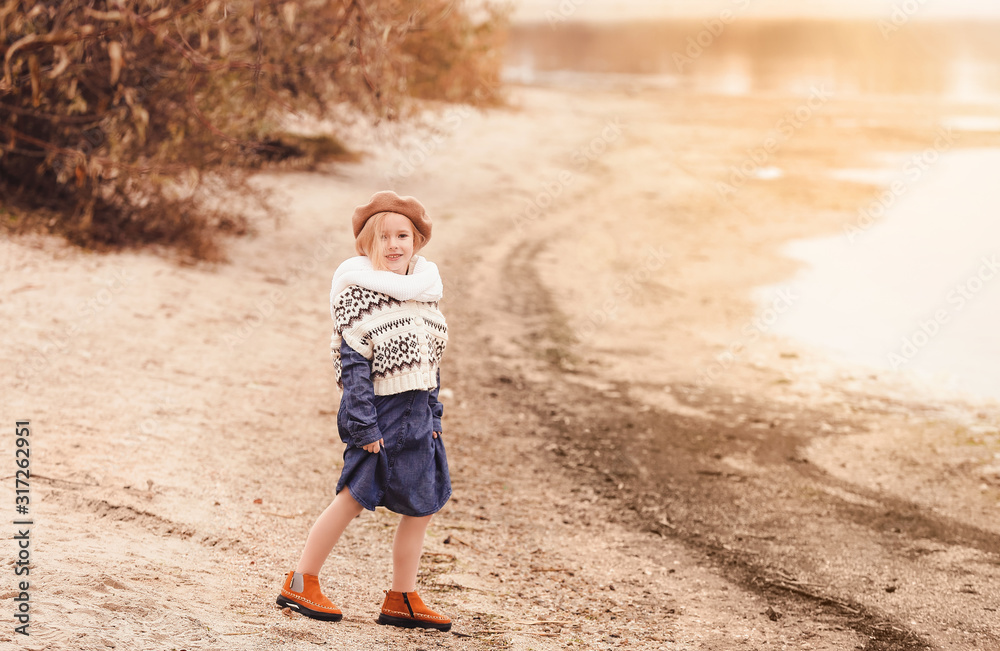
377;590;451;631
275;570;343;621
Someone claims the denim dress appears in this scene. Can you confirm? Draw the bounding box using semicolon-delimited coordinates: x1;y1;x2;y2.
335;339;451;517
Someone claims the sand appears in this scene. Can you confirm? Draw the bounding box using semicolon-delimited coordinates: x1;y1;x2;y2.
2;83;1000;650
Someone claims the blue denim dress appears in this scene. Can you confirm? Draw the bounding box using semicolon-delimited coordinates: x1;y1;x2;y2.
335;339;451;517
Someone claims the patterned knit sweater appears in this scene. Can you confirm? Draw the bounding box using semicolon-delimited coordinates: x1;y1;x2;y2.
329;257;448;396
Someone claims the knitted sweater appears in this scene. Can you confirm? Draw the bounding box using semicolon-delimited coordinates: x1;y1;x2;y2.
329;255;448;396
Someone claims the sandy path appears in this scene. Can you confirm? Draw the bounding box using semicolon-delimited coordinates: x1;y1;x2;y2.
2;83;996;650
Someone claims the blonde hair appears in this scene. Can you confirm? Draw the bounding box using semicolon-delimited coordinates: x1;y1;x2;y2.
355;211;427;271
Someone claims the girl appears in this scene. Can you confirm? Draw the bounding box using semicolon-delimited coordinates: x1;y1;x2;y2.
276;191;452;631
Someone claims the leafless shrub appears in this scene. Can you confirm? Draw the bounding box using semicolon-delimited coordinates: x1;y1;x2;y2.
0;0;509;260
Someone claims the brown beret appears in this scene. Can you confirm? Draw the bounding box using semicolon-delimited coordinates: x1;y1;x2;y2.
351;191;432;244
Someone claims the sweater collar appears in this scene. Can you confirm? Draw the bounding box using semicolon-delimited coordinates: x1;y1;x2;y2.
330;254;444;308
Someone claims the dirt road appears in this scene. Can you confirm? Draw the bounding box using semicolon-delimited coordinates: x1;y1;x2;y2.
3;84;999;650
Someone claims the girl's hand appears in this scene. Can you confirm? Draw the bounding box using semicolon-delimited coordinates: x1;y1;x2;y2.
363;438;384;454
433;431;441;439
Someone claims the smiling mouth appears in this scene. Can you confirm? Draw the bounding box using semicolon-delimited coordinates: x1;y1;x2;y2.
387;254;401;260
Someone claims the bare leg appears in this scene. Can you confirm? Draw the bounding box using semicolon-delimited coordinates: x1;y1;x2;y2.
296;489;365;575
392;514;432;592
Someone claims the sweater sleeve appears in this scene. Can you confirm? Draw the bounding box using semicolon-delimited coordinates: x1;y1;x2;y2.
330;287;374;388
427;367;444;433
330;328;343;387
338;338;383;448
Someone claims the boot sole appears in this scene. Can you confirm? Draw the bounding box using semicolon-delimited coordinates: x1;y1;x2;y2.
276;595;343;622
378;612;451;632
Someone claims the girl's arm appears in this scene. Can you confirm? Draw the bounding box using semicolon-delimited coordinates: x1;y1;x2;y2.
339;338;384;450
428;367;443;436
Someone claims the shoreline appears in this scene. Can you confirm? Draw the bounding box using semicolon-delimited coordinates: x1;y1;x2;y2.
499;82;1000;648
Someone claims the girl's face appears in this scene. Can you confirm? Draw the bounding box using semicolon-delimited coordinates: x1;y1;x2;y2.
380;212;415;275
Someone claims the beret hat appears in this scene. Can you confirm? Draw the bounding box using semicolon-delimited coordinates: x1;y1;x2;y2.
351;191;432;244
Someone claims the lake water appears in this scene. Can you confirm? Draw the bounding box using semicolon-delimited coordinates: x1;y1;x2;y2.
760;148;1000;402
505;20;1000;101
506;20;1000;402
